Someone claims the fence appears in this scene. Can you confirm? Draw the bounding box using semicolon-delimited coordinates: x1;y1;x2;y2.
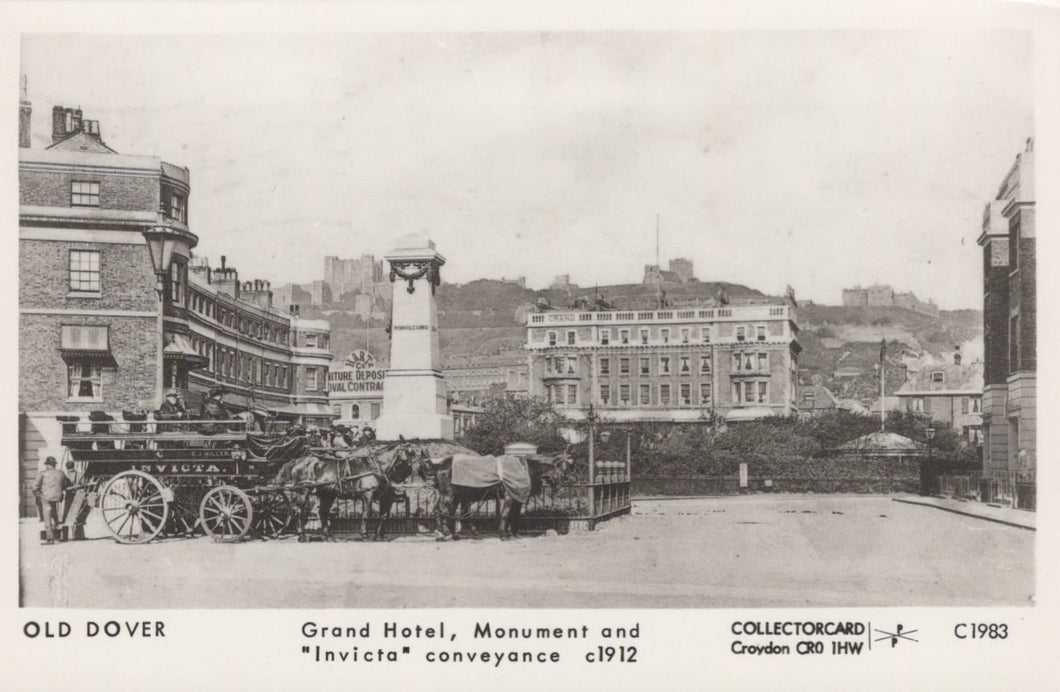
937;473;1036;511
632;476;918;496
325;473;631;535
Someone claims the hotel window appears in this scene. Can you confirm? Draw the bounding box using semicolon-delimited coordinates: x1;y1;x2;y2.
567;331;576;345
619;384;631;405
744;381;755;403
756;325;766;342
165;191;187;223
548;331;557;346
69;250;101;293
71;180;100;207
680;356;690;374
700;382;712;405
931;371;944;383
600;329;610;345
67;361;102;401
566;357;577;374
969;396;982;413
733;352;742;370
620;329;630;345
661;329;670;344
702;327;711;343
600;384;611;404
639;384;651;405
743;353;754;371
757;381;768;403
700;356;711;374
306;368;318;391
306;334;318;348
680;383;692;405
567;384;578;404
169;262;186;305
757;353;767;371
660;356;671;375
681;328;690;344
545;357;553;374
736;326;746;342
660;383;671;405
554;385;565;404
599;357;610;375
620;358;630;375
912;397;924;413
640;357;650;375
733;383;742;404
640;329;649;345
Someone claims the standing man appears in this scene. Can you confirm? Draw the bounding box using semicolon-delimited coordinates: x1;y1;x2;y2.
33;457;70;545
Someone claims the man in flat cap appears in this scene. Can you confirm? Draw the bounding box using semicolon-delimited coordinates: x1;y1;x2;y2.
33;457;70;545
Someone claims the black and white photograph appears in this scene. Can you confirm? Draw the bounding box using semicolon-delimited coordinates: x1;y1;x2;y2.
6;1;1057;689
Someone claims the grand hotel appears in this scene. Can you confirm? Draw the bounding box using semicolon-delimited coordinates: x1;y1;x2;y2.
526;301;800;423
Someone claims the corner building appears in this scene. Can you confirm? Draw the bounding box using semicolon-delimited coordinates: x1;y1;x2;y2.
18;103;197;513
527;304;799;423
978;139;1035;493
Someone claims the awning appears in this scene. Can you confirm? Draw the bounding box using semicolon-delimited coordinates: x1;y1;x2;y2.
163;333;208;369
268;403;336;418
724;407;777;422
60;325;110;357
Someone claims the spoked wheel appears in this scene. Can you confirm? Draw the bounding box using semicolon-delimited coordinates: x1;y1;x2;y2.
253;491;292;538
199;486;254;542
99;470;171;544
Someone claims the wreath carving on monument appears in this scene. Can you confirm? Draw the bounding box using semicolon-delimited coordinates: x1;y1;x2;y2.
389;261;441;295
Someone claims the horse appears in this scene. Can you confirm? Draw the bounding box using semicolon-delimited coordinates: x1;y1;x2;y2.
275;442;426;541
421;452;571;540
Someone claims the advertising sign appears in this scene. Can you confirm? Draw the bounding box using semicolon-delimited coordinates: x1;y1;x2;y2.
327;350;386;394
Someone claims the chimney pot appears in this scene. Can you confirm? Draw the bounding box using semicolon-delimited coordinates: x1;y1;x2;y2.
220;255;226;270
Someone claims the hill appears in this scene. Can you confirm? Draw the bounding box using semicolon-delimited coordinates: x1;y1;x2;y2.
302;279;982;408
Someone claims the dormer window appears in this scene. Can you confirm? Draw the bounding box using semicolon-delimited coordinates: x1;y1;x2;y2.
931;371;944;383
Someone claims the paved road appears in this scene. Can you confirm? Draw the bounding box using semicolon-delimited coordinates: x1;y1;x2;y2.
20;495;1034;608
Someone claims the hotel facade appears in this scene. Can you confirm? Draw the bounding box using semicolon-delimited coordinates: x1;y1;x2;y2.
526;303;800;423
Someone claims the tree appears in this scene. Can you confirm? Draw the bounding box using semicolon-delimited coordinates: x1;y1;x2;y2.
460;396;568;456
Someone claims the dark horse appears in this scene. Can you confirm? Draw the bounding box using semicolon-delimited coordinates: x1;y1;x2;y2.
276;442;425;541
422;453;570;540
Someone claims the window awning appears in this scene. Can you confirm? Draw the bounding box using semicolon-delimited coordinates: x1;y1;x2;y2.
724;407;777;422
60;325;110;357
267;403;337;418
163;333;208;369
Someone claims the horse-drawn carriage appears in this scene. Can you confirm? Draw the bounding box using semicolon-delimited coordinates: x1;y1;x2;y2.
57;414;582;543
59;416;312;543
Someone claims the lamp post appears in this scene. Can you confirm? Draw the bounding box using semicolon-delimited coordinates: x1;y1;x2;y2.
924;426;936;496
143;218;196;407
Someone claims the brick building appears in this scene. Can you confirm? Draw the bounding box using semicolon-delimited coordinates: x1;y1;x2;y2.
185;257;334;426
527;302;799;423
978;138;1035;489
18;100;197;513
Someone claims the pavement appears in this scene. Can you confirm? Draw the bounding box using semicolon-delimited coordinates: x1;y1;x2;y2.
19;494;1034;608
891;494;1036;530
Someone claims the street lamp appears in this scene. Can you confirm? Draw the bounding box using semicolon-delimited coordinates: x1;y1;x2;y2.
142;218;197;406
924;426;936;496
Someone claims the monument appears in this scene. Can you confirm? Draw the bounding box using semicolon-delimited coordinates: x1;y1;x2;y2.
374;235;454;440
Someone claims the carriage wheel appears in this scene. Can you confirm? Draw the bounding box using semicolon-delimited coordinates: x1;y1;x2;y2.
99;470;171;544
199;486;254;542
253;491;292;538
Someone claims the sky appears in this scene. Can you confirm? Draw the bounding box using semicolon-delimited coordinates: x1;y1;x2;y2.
21;31;1033;309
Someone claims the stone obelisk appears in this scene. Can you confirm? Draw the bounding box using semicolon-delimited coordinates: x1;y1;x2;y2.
374;234;454;441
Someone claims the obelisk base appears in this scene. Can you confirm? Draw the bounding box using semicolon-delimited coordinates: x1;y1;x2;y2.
374;372;454;441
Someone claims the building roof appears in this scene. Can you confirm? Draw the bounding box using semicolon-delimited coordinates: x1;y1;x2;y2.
799;384;840;412
896;362;983;396
834;431;925;456
46;131;118;154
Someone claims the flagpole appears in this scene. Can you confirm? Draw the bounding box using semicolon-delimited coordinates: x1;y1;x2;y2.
880;339;886;432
